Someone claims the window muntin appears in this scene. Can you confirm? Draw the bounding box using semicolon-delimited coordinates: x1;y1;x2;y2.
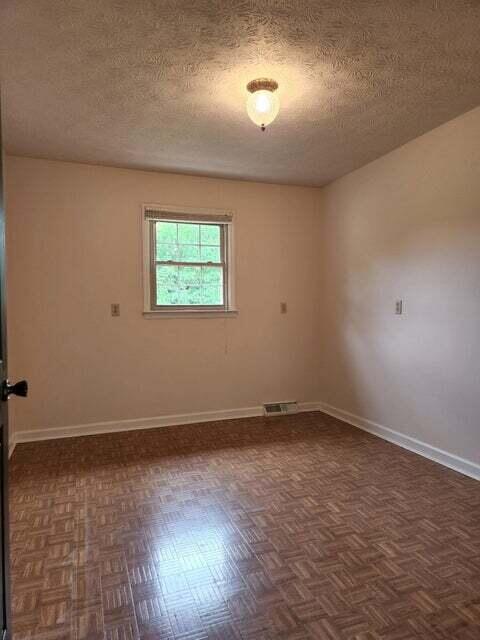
146;214;232;311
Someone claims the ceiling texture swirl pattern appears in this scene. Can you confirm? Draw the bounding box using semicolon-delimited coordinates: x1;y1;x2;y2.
1;0;479;186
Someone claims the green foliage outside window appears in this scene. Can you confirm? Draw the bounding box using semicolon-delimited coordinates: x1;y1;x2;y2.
155;222;224;306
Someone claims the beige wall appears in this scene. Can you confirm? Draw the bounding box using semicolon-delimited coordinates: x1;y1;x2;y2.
318;106;480;464
5;158;321;433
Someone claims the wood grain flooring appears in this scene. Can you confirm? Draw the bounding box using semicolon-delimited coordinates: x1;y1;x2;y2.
9;412;480;639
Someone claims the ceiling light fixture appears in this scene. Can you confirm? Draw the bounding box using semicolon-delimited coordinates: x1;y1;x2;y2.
246;78;279;131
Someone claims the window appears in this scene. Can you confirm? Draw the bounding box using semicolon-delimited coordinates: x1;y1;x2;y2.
143;205;235;314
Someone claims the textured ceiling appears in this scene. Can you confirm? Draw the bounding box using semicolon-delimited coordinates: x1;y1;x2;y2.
1;1;479;187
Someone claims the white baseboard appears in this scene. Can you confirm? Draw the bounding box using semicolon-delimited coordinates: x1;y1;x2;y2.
13;402;319;445
314;401;480;481
8;439;16;459
11;401;480;481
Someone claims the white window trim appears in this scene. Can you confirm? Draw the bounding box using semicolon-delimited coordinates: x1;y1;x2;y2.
142;203;237;317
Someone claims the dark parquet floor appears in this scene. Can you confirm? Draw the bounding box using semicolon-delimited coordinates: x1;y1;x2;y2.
9;412;480;639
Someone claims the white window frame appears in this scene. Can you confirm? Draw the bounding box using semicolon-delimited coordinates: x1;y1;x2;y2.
142;204;237;317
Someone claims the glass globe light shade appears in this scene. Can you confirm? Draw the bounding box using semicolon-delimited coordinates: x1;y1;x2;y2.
246;89;280;130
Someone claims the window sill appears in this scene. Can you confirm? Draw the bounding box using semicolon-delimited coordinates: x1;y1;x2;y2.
143;309;238;319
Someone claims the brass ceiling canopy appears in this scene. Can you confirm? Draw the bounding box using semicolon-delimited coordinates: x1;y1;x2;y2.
246;78;279;94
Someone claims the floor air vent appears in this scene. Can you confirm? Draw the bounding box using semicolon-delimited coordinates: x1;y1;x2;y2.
263;401;298;417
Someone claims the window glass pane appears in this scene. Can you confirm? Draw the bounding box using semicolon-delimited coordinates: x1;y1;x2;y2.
178;244;201;262
156;265;178;305
177;285;203;305
178;265;201;285
156;222;223;264
202;285;223;305
200;224;220;245
156;264;224;306
200;245;221;262
202;266;223;286
178;223;199;244
157;243;179;261
202;266;223;305
157;264;177;283
156;222;177;244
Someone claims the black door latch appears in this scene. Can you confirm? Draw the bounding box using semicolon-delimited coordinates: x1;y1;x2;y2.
2;380;28;401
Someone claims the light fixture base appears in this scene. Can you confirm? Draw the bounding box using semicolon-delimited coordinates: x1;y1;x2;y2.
247;78;279;94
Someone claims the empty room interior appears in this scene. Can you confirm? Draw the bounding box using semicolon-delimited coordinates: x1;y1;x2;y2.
0;1;479;639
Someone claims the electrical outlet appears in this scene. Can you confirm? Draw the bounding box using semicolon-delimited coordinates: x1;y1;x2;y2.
111;303;120;317
395;299;403;315
280;302;287;314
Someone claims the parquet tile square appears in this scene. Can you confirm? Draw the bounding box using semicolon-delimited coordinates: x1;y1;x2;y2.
9;412;480;639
